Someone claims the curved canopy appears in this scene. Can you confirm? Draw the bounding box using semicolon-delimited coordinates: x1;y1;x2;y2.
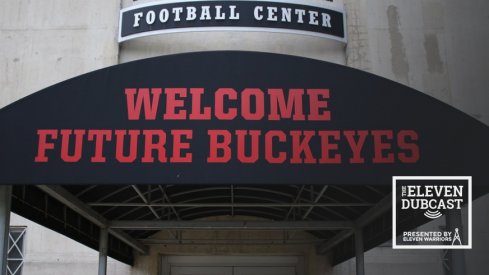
1;51;488;187
4;51;489;266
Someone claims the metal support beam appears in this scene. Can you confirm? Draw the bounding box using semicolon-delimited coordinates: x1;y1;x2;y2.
285;186;306;220
317;193;392;254
302;185;329;220
109;220;354;230
131;185;160;219
0;186;12;275
39;185;107;227
446;210;466;275
37;185;148;255
230;185;235;217
88;202;373;207
141;238;323;245
98;227;108;275
109;229;147;254
316;229;353;254
157;186;180;220
355;227;365;275
355;193;392;228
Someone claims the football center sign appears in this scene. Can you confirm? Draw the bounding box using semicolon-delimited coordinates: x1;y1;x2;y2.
118;0;347;42
1;51;489;185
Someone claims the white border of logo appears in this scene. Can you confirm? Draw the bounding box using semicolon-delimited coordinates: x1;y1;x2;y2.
392;176;472;249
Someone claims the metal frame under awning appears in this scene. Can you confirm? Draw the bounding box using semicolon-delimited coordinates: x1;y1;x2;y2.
7;183;395;265
2;182;475;275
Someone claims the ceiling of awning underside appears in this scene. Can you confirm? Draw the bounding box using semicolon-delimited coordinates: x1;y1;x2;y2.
11;184;393;265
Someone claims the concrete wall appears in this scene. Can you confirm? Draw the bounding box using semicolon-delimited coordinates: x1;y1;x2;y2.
344;0;489;126
333;247;444;275
335;1;489;273
0;0;120;109
9;213;131;275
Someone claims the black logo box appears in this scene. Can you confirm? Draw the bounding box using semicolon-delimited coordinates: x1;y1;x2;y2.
119;1;345;41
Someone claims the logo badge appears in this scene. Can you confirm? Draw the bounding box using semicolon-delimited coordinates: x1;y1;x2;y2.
393;176;472;249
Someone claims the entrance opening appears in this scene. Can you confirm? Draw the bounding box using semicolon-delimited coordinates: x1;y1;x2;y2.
161;255;304;275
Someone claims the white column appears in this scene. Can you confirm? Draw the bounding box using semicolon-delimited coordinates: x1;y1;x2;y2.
354;227;365;275
446;210;466;275
98;227;109;275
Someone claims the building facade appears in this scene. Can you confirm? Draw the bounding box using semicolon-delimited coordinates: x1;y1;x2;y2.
2;0;489;274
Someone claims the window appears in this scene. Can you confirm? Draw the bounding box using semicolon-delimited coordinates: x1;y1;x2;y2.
7;227;26;275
